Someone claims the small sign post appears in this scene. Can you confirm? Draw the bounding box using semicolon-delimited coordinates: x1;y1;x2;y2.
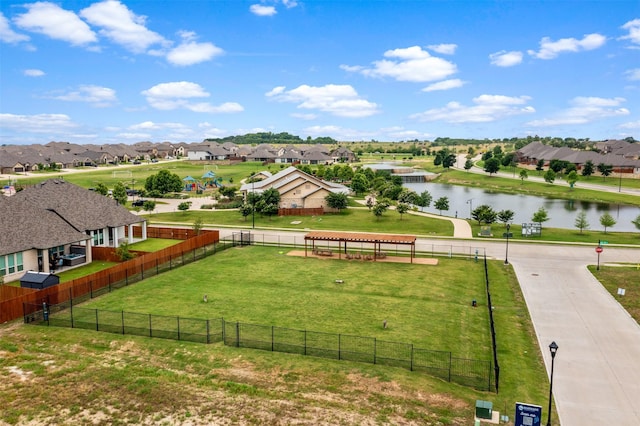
515;402;542;426
596;245;603;271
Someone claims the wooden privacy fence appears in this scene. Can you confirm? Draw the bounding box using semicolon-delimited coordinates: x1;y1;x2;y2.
278;207;324;216
0;228;219;323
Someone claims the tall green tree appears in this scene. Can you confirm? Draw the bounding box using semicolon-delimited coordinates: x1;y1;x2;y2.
543;169;556;184
472;204;497;225
95;182;109;196
599;213;616;234
396;202;410;220
497;209;514;226
112;181;128;205
414;191;432;210
574;211;590;234
464;158;473;171
325;192;348;212
434;196;449;215
145;169;183;195
484;157;501;175
581;160;594;177
532;207;550;227
535;159;545;174
597;163;613;180
519;169;528;184
566;170;578;189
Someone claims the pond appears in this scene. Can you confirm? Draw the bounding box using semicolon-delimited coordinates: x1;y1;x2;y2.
404;182;640;232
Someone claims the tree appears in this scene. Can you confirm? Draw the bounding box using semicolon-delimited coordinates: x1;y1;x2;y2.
95;182;109;196
566;170;578;189
365;195;375;211
142;200;156;214
464;159;473;172
219;186;237;199
115;241;136;261
193;217;203;235
325;192;348;212
178;201;192;212
535;159;545;174
632;214;640;236
261;202;279;220
543;169;556;184
239;203;253;221
574;211;590;234
434;196;449;215
484;157;501;175
519;169;528;184
350;173;369;195
549;159;567;173
599;213;616;234
581;160;594;177
261;188;281;206
597;163;613;180
497;209;514;226
112;181;128;205
145;169;183;195
397;188;417;205
532;207;550;227
372;199;389;220
396;202;409;220
414;191;432;210
472;204;497;225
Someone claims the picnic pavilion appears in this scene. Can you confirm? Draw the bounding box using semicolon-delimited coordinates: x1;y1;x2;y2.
303;231;417;263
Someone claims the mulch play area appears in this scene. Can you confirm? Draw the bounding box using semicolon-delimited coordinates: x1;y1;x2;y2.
286;250;439;265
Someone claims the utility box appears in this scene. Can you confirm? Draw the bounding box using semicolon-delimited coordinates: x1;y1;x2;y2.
475;400;493;419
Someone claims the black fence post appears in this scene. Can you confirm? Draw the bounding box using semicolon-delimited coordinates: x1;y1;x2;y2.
374;338;377;364
338;334;341;360
149;314;152;337
304;330;307;355
495;365;500;393
410;344;414;371
109;273;112;293
271;326;274;352
95;309;99;331
156;259;159;275
206;319;210;344
125;268;129;285
448;352;452;382
141;264;144;280
70;297;74;328
235;322;240;347
222;318;226;344
121;311;125;335
177;316;180;341
90;280;93;299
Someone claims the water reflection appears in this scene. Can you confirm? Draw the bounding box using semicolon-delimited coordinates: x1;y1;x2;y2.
404;182;640;232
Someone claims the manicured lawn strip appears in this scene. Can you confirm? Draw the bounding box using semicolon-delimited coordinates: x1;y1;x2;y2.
470;223;640;246
589;265;640;324
129;238;182;252
146;208;455;236
81;246;488;358
55;261;118;283
433;169;640;206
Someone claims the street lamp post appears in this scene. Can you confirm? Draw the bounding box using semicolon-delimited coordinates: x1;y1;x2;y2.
546;341;559;426
466;198;474;219
504;223;511;265
251;177;255;229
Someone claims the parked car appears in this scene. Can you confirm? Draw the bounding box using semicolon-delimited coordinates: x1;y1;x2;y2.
132;199;145;207
133;160;141;165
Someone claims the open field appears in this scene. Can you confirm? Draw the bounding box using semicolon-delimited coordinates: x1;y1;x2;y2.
1;245;549;424
588;265;640;324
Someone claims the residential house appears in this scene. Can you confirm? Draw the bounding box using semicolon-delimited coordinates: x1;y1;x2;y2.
240;166;350;211
0;179;147;282
330;147;358;163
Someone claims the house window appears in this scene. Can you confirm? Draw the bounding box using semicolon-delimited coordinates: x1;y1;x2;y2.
1;253;23;275
91;229;105;246
51;245;64;257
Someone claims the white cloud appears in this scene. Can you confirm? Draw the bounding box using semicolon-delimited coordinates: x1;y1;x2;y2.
342;46;457;82
266;84;380;118
427;43;457;55
166;34;224;66
0;113;77;132
14;2;96;46
24;69;45;77
291;112;317;120
0;12;29;43
282;0;298;8
527;96;629;126
250;4;277;16
528;33;606;59
489;50;523;67
410;94;534;123
117;132;152;139
619;120;640;129
142;81;242;113
625;68;640;81
422;79;466;92
80;0;165;53
50;85;117;106
620;19;640;46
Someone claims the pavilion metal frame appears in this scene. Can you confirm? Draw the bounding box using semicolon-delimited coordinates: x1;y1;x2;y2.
303;231;416;263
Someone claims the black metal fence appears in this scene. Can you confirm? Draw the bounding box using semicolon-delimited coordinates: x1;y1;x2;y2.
483;254;501;393
25;303;494;392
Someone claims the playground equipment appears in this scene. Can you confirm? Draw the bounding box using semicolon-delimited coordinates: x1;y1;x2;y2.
201;171;223;188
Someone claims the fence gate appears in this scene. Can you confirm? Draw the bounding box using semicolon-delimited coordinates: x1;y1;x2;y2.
232;231;252;247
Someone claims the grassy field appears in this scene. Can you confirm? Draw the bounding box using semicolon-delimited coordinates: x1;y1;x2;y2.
0;245;550;424
147;207;456;236
588;265;640;324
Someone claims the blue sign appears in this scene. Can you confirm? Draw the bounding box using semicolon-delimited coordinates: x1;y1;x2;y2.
515;402;542;426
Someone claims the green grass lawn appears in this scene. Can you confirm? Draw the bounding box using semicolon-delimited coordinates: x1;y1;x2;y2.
129;238;182;252
147;208;455;236
77;245;548;409
588;265;640;324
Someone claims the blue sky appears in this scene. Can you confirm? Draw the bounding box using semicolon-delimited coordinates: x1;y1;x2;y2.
1;0;639;145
